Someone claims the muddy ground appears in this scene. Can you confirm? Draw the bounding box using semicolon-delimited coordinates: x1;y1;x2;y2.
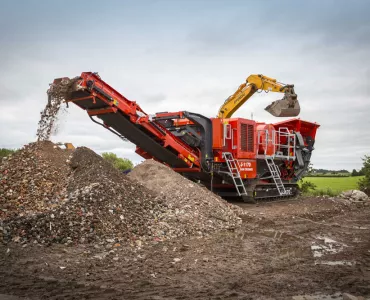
0;196;369;300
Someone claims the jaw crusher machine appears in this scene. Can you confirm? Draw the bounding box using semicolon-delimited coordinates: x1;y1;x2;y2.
49;72;319;201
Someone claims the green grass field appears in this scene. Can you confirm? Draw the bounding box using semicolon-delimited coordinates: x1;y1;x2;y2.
301;176;364;195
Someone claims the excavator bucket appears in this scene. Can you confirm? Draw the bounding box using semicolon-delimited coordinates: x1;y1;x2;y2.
264;88;300;117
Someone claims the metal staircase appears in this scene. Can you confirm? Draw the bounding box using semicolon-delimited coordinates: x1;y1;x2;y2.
265;157;289;196
222;152;248;197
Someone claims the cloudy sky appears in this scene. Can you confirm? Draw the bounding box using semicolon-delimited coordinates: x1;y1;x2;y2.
0;0;369;170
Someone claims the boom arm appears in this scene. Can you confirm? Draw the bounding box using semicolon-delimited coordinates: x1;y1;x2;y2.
217;74;300;118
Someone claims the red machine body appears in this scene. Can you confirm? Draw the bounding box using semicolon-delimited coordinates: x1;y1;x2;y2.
53;72;320;200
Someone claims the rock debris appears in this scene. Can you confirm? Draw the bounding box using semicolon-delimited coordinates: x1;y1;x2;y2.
36;77;79;141
1;143;242;247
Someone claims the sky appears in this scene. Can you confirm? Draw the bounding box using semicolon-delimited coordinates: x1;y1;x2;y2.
0;0;369;170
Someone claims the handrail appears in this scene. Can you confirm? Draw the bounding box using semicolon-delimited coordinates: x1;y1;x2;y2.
257;128;296;160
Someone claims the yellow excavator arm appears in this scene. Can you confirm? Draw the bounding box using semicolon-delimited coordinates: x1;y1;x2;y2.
217;74;300;118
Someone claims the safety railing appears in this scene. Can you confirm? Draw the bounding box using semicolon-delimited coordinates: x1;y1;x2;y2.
257;127;296;160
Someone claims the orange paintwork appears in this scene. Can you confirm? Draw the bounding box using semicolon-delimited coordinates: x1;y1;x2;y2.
211;118;223;148
173;118;193;126
58;72;320;187
237;159;257;179
256;123;276;156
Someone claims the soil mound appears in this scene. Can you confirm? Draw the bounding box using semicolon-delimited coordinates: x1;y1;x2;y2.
129;159;243;231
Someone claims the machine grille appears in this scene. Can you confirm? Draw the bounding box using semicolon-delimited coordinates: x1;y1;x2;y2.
241;124;247;151
241;124;254;152
247;124;254;152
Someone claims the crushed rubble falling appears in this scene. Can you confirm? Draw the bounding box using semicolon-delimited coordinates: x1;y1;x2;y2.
36;77;79;141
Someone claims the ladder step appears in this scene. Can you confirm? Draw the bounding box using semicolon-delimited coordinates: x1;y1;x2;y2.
265;157;287;196
223;152;248;197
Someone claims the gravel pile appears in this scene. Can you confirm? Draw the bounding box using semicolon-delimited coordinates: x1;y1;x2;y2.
129;159;243;233
1;144;242;247
1;147;170;246
0;141;72;219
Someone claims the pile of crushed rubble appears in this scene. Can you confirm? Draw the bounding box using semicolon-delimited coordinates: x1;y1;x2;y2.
0;141;72;219
340;190;369;203
129;159;243;231
1;143;242;247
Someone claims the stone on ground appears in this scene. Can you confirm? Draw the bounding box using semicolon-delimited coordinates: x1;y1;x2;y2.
340;190;369;202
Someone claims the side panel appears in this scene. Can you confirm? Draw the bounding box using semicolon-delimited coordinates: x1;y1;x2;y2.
211;118;223;149
221;118;258;179
238;159;257;179
236;119;256;159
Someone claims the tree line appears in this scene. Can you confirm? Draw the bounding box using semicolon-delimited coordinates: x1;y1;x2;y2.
0;148;17;158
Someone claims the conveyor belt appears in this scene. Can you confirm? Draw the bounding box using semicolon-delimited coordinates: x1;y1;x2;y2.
98;112;188;168
65;78;191;169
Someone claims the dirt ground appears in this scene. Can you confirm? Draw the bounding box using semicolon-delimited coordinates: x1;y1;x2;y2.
0;196;369;300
